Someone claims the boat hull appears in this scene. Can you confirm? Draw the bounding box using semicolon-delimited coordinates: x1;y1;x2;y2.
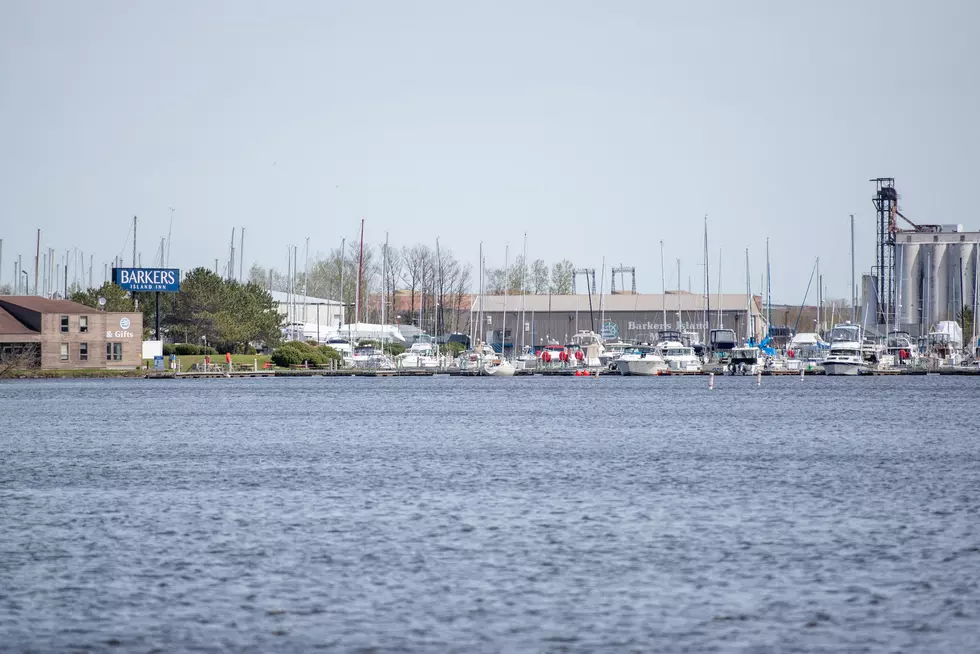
822;360;863;376
618;359;667;376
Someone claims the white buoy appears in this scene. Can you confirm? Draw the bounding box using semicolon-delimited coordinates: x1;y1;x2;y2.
709;372;714;390
757;370;762;386
800;368;805;381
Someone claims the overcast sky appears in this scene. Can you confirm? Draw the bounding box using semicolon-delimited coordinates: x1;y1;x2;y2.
1;0;977;302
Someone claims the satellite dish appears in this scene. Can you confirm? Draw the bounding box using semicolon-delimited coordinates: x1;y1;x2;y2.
98;296;106;307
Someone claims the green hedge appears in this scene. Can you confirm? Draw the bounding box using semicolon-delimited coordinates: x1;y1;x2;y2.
165;343;218;356
271;341;342;367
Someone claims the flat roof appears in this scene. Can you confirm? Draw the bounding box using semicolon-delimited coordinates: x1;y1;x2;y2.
0;296;98;313
473;292;763;313
0;306;38;335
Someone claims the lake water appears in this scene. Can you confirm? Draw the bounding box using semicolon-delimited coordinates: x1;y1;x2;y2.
1;375;979;652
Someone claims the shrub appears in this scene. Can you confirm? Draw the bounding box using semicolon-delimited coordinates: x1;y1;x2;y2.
272;340;335;367
163;344;175;356
316;345;343;363
271;346;306;367
173;343;200;356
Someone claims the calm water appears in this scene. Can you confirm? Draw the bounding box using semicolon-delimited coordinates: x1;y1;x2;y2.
1;375;979;652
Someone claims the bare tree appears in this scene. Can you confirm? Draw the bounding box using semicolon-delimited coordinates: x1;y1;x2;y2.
0;343;40;378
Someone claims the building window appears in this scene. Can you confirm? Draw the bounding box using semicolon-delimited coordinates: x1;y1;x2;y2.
106;343;123;362
79;316;88;333
79;343;88;361
60;343;69;361
61;315;69;332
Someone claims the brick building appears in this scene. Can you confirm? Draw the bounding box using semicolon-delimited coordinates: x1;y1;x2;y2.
0;297;143;370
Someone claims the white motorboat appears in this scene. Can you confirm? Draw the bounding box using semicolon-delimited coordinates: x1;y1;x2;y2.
567;330;605;367
822;323;865;376
617;345;668;376
348;344;395;370
885;330;919;367
598;340;633;370
727;345;763;375
485;359;517;376
396;333;441;369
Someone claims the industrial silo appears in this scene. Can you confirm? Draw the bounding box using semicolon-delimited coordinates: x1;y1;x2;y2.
951;241;975;320
896;240;920;327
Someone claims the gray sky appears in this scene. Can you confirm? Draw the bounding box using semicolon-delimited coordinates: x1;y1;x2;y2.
2;0;977;302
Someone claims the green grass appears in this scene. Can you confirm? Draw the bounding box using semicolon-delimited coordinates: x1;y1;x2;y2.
157;354;273;372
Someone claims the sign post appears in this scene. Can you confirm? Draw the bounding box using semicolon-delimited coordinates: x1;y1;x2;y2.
112;267;180;341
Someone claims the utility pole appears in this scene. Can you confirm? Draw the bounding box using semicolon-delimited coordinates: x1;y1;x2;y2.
240;228;245;282
133;216;137;267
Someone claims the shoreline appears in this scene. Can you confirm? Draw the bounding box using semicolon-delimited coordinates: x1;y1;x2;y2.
4;367;980;380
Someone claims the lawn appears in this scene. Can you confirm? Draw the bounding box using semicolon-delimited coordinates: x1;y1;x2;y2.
148;354;273;372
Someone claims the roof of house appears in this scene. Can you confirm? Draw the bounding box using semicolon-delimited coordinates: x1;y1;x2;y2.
0;306;38;335
0;296;98;314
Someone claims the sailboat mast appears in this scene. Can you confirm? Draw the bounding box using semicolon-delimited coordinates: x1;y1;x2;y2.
660;240;667;330
477;242;483;345
520;232;527;352
381;232;388;328
703;216;710;343
502;244;508;358
766;237;772;338
850;214;856;323
973;244;979;352
339;238;345;328
675;258;681;329
745;248;752;343
816;257;821;334
598;256;606;339
356;218;365;324
716;248;722;329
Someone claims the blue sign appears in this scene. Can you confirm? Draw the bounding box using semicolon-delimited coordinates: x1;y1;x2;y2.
113;268;180;292
153;355;164;370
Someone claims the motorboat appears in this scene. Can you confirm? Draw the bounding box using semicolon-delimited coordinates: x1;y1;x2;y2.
348;344;395;370
537;341;569;366
567;330;605;367
785;332;829;368
654;330;700;372
885;330;919;367
728;345;763;375
617;345;668;376
702;328;737;373
396;333;441;369
926;321;965;366
662;344;701;372
598;340;633;370
822;323;866;376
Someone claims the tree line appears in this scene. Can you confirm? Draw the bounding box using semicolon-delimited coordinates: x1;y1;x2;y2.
247;241;577;330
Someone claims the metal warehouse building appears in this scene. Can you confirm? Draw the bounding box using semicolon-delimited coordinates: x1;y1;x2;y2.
471;292;766;352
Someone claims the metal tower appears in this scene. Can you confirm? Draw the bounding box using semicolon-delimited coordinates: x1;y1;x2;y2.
871;177;897;325
610;265;636;294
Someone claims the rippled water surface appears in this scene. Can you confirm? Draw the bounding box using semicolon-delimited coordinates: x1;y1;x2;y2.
2;375;979;652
